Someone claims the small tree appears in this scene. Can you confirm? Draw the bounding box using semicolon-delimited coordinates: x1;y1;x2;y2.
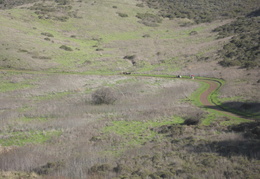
92;87;117;105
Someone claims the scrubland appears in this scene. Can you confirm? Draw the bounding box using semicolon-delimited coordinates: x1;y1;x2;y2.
0;0;259;178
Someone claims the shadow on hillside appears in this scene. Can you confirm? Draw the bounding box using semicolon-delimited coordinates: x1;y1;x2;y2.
204;102;260;120
189;122;260;159
247;8;260;17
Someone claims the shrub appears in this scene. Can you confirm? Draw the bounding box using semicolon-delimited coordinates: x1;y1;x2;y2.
33;161;65;175
183;118;201;125
213;16;259;68
142;34;151;38
123;55;136;60
59;45;73;51
183;113;203;125
189;31;198;35
136;12;162;26
142;0;259;23
123;55;137;66
136;3;144;8
41;32;54;37
92;87;117;105
117;12;128;17
89;164;112;174
55;0;70;5
54;16;69;22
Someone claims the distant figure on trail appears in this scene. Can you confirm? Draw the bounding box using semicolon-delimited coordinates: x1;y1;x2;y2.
190;75;195;79
123;72;131;75
177;75;182;78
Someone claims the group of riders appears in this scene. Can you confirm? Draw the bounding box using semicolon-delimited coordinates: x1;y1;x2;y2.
177;75;195;79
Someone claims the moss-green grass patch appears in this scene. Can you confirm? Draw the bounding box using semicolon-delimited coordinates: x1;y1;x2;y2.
32;91;73;101
188;79;210;106
0;80;34;92
102;116;184;155
0;130;62;146
18;117;48;122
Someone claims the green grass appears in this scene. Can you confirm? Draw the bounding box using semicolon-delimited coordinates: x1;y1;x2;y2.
218;96;244;103
220;117;251;126
18;106;33;112
19;117;48;122
32;91;73;101
0;80;34;92
102;116;184;155
180;76;253;125
0;130;61;146
189;79;209;106
205;78;259;119
201;113;216;126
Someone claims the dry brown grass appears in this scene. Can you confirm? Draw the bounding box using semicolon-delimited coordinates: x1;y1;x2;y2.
1;71;258;178
0;72;202;178
0;0;259;177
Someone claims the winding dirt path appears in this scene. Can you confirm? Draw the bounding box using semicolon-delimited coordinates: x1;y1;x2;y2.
197;79;249;119
199;80;219;106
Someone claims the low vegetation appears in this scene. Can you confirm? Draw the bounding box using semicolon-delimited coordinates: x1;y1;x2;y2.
136;12;162;27
91;87;117;105
214;16;260;68
141;0;260;24
59;45;73;51
117;12;128;18
0;130;61;146
0;0;259;178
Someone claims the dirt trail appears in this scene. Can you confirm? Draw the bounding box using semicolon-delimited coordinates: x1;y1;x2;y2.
198;79;248;119
199;80;219;106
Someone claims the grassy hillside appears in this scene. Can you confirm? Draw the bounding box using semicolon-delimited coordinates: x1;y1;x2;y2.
0;0;259;178
0;0;232;74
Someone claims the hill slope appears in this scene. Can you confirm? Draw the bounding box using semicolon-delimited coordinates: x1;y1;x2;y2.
0;0;260;178
0;0;235;73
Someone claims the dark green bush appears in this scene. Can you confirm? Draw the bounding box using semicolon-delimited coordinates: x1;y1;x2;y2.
142;0;260;24
117;12;128;17
89;164;112;174
142;34;151;38
59;45;73;51
91;87;117;105
189;31;198;35
54;16;69;22
41;32;54;37
136;12;162;26
123;55;136;60
214;16;260;68
33;161;65;175
55;0;70;5
136;3;144;8
183;118;201;125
